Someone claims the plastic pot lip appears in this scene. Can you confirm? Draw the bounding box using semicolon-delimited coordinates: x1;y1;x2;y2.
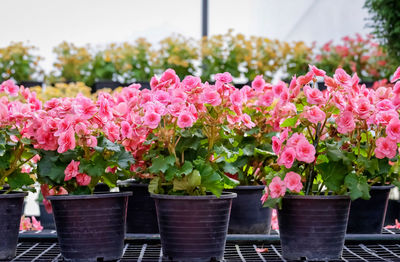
117;179;148;188
370;185;395;190
0;191;28;198
47;191;132;201
283;194;350;200
150;192;237;200
228;185;265;190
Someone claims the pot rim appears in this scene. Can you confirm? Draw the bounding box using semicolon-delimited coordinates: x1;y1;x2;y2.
283;194;350;200
47;191;132;200
370;185;395;190
0;191;28;198
117;179;148;188
151;192;237;200
228;185;265;190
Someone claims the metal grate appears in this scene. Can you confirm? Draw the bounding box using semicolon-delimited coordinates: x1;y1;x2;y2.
9;242;400;261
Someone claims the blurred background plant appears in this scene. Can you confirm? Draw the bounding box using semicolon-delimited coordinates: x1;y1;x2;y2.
86;44;119;86
0;42;43;83
283;41;315;78
30;82;92;101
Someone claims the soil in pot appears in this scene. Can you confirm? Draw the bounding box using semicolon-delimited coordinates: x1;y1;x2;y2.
0;191;28;260
347;185;394;234
226;185;272;234
278;195;350;261
152;192;236;262
47;192;131;262
119;181;158;233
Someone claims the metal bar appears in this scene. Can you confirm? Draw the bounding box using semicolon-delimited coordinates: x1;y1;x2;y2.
122;243;129;256
11;243;39;261
343;246;368;261
51;253;62;262
379;244;400;258
383;228;396;234
270;244;286;261
252;244;267;262
359;244;390;261
235;244;246;262
137;244;147;262
31;243;57;262
201;0;208;37
158;248;163;262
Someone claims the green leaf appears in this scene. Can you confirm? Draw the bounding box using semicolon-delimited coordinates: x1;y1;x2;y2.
7;171;34;189
317;160;349;192
79;155;108;177
222;162;239;175
345;173;370;200
165;166;179;181
37;152;66;184
102;172;118;188
199;165;224;197
326;143;346;162
280;116;298;128
70;186;91;195
254;148;274;156
148;177;160;194
242;144;255;156
180;161;193;175
173;170;202;192
149;155;176;174
262;196;281;209
112;150;135;169
222;174;239;189
95;136;120;152
188;170;201;188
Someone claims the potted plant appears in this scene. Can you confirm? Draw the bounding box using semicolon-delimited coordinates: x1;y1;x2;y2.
345;66;400;233
261;66;377;260
51;41;92;85
25;93;134;262
136;69;253;261
283;40;315;81
0;80;39;259
0;42;43;87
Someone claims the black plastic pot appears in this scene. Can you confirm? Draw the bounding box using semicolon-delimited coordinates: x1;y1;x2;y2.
152;192;236;262
18;81;43;88
92;80;121;92
385;199;400;226
39;202;55;229
278;195;350;261
47;192;131;262
347;185;394;234
119;181;158;233
0;191;27;260
226;185;272;234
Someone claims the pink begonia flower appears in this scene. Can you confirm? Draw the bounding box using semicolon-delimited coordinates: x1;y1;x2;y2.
182;75;201;91
393;82;400;95
20;216;32;230
258;91;274;107
303;85;326;104
376;110;399;126
271;209;279;230
177;111;195;128
269;177;286;199
154;90;171;105
113;102;128;117
295;140;316;163
230;89;244;106
309;65;326;77
297;71;314;86
277;147;296;168
272;81;287;97
86;136;98;148
0;80;19;97
143;111;161;129
333;68;352;87
280;128;289;141
76;173;91;186
336;111;356;134
215;72;232;83
376;99;395;112
284;172;303;193
287;133;307;148
304;106;326;124
104;122;121;142
241;113;256;129
120;121;132;139
31;216;43;231
391;66;400;83
375;137;397;159
64;160;80;181
252;75;265;91
200;87;222;106
75;122;89;136
98;97;113;120
57;127;76;153
272;136;282;155
356;98;372;119
260;186;269;204
160;68;180;87
385;219;400;230
387;118;400;142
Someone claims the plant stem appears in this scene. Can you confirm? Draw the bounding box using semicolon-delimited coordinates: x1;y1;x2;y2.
305;123;321;195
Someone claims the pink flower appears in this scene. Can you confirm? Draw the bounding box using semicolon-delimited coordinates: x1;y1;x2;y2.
387;118;400;142
334;68;352;87
98;97;113;120
356;98;372;119
277;147;296;168
31;216;43;231
64;160;80;181
303;85;326;104
375;137;397;159
257;91;274;107
391;66;400;83
269;177;286;198
20;216;32;230
297;71;314;86
0;80;19;97
104;122;120;142
376;110;399;125
57;128;76;153
309;65;326;77
304;106;326;123
215;72;232;83
376;99;395;112
154;90;171;105
241;113;256;129
182;75;201;91
272;81;287;97
284;172;303;193
76;173;91;186
177;111;195;128
200;87;221;106
295;140;315;163
86;136;98;147
272;136;282;155
160;69;180;87
230;89;244;106
120;121;132;139
143;111;161;129
287;133;307;148
260;186;269;204
336;111;356;134
252;75;265;91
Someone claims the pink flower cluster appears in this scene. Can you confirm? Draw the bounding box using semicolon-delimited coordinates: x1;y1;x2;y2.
261;172;302;203
20;216;43;231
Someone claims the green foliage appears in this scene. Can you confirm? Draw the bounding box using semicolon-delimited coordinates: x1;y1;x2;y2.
345;173;370;200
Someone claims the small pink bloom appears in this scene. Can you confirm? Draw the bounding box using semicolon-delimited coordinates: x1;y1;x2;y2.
387;118;400;142
120;121;132;139
272;136;282;155
272;81;287;97
269;177;286;199
297;71;314;86
241;113;256;129
57;128;76;153
393;82;400;95
160;69;180;87
356;98;372;119
86;136;98;147
391;66;400;83
376;99;395;112
376;110;399;125
31;216;43;231
64;160;80;181
336;111;356;134
260;186;269;204
154;90;171;105
177;111;195;128
277;147;296;168
215;72;233;83
143;111;161;129
257;91;274;107
104;122;120;142
20;216;32;230
375;137;397;159
309;65;326;77
284;171;303;193
287;133;307;148
303;85;326;104
230;89;244;106
182;75;201;91
334;68;352;87
200;87;221;106
295;140;316;163
98;97;113;120
252;75;265;91
0;80;19;97
304;106;326;124
76;173;91;186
